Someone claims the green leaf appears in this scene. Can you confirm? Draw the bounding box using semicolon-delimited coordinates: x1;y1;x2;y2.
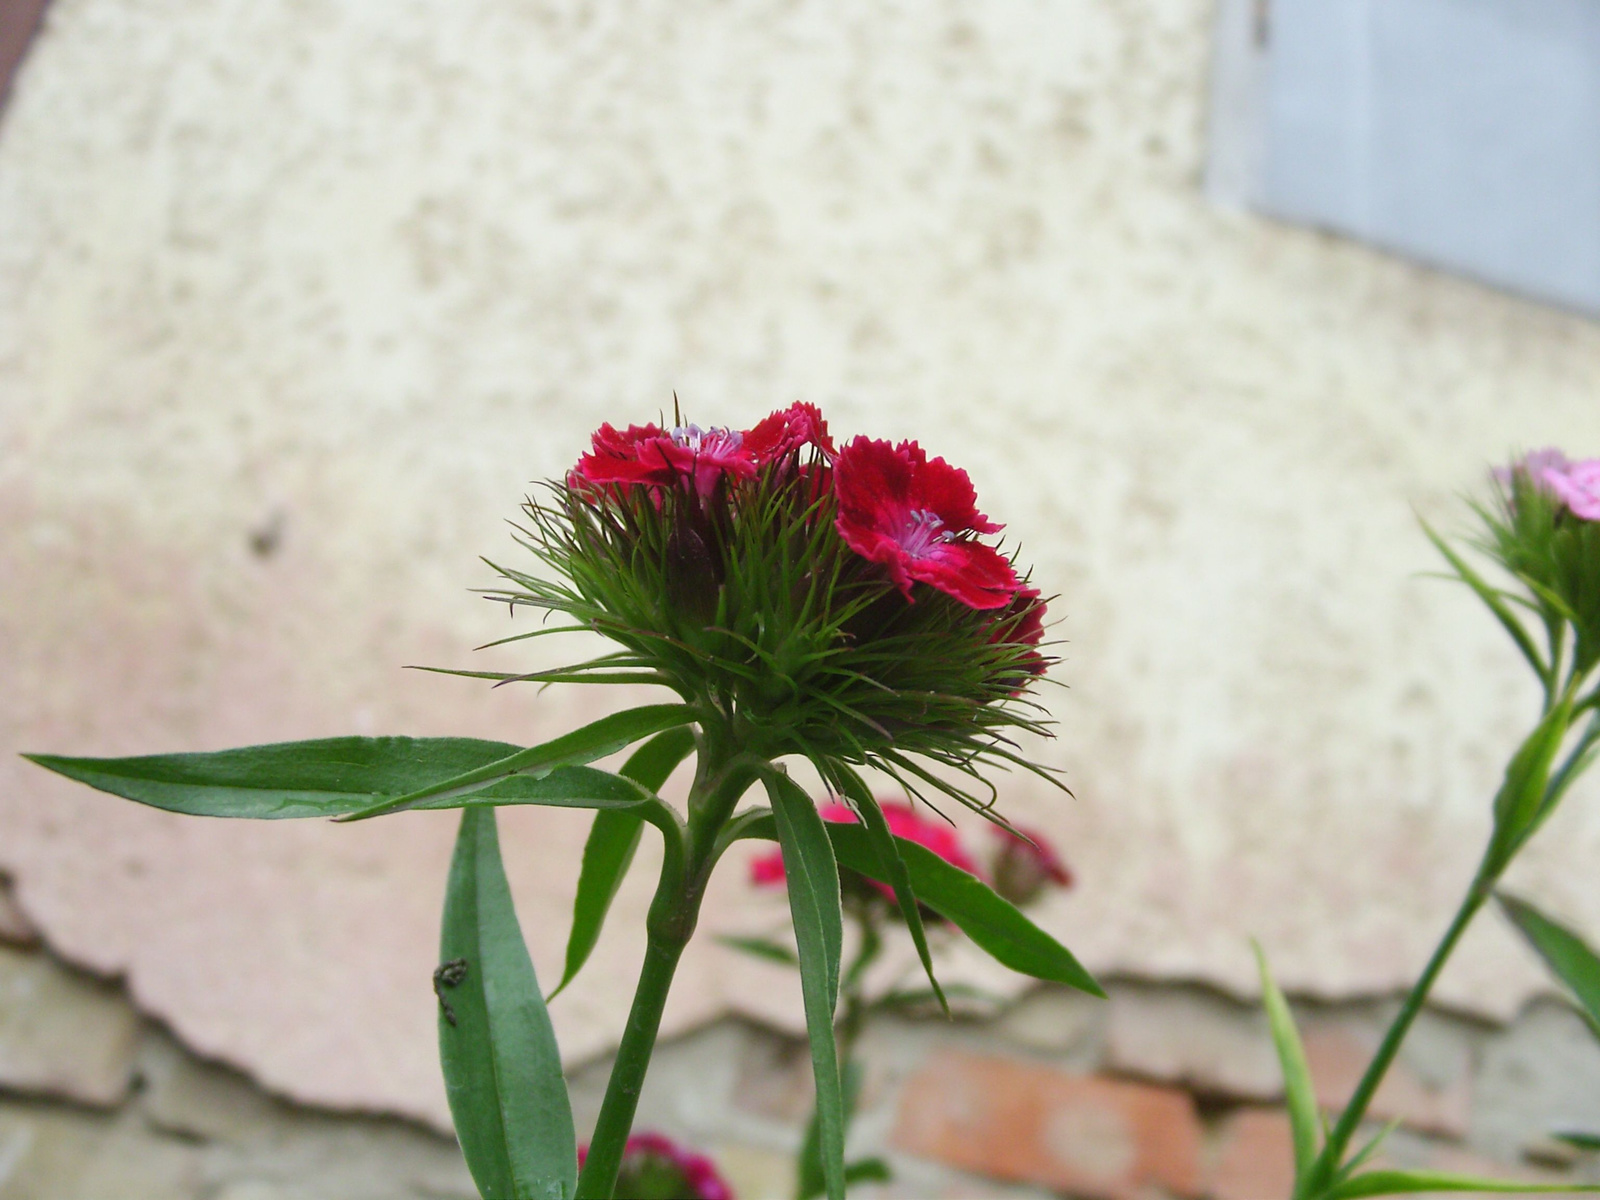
843;1158;892;1186
438;809;576;1200
715;934;800;966
419;765;660;810
797;1059;867;1200
24;737;525;819
1322;1169;1600;1198
550;729;696;999
1497;893;1600;1038
737;813;1104;996
1423;522;1547;681
835;765;947;1015
765;771;846;1200
342;704;697;820
1555;1130;1600;1151
1490;699;1573;856
1253;940;1319;1180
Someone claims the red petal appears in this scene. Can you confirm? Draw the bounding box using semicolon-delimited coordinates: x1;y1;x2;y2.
904;540;1019;609
914;453;1001;535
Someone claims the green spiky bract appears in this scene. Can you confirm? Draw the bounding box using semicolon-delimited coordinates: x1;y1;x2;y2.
1474;468;1600;684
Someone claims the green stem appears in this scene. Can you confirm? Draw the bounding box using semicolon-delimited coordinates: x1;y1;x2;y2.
574;934;686;1199
1304;871;1492;1196
575;732;757;1199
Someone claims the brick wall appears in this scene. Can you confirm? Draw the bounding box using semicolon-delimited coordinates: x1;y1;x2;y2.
6;876;1599;1200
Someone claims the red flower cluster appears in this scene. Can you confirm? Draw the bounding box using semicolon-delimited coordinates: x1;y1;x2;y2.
568;403;1034;617
750;800;1071;909
578;1132;734;1200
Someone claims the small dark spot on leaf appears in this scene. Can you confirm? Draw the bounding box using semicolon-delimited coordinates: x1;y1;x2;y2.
433;957;469;1026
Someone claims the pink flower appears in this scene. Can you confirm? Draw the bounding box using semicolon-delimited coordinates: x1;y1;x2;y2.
1494;447;1571;490
744;402;835;464
1543;459;1600;521
833;436;1020;609
578;1132;734;1200
749;801;982;898
573;422;757;499
988;824;1072;907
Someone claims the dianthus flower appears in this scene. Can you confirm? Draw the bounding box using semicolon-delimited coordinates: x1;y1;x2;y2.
744;401;835;463
833;436;1020;609
1544;459;1600;521
578;1132;734;1200
1494;447;1570;491
574;421;757;499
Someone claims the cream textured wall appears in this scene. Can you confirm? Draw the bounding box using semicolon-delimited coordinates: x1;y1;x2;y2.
2;0;1598;1127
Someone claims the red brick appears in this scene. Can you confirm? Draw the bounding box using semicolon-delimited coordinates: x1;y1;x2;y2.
1303;1026;1470;1139
892;1050;1204;1199
1208;1109;1296;1200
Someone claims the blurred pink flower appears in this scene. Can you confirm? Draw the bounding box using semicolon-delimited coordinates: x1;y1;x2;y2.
578;1131;734;1200
1544;458;1600;521
749;801;982;899
1494;447;1570;490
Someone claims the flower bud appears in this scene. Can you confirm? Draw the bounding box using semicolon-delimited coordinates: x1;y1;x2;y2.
988;825;1073;907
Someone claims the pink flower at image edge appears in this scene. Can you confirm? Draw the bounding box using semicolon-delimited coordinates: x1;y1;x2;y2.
1544;459;1600;521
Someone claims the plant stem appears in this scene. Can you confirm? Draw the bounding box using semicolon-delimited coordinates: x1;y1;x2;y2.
574;933;687;1199
575;731;757;1199
1303;870;1491;1196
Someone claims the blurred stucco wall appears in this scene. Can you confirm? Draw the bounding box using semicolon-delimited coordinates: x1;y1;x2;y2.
2;0;1598;1129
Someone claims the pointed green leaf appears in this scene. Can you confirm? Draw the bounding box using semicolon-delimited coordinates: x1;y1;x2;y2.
419;765;663;810
735;813;1103;996
835;766;947;1015
25;737;525;819
1323;1169;1600;1198
551;729;696;998
1253;941;1319;1179
341;704;696;820
1498;893;1600;1038
439;809;576;1200
1422;522;1546;680
1341;1117;1402;1179
764;771;846;1200
842;1158;892;1187
716;934;801;966
1491;700;1572;849
797;1059;867;1200
1555;1131;1600;1151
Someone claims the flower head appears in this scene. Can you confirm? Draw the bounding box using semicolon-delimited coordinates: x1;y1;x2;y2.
574;421;757;499
833;436;1020;609
1469;451;1600;682
744;402;835;464
578;1132;734;1200
495;404;1061;821
1494;447;1571;492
